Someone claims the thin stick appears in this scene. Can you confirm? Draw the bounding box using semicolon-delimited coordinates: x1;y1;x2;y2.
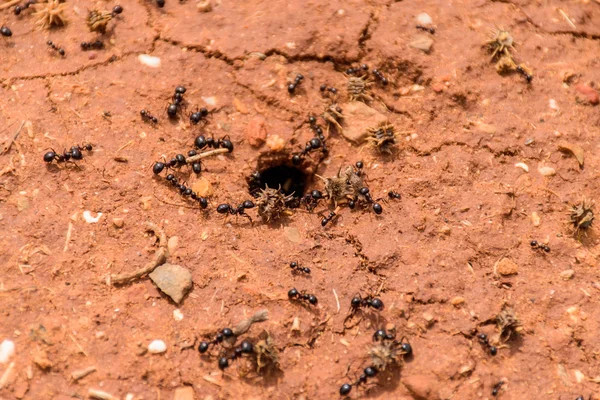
68;333;88;357
333;289;340;314
1;120;25;155
0;0;20;10
71;366;96;381
63;222;73;253
108;222;168;285
186;147;229;163
558;9;577;29
88;389;117;400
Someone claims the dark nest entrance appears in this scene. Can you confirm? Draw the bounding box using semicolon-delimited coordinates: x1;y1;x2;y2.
248;165;306;197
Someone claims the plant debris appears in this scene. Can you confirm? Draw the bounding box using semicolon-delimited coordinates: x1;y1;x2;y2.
33;0;68;30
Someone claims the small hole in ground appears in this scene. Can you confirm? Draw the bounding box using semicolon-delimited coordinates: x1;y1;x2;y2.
250;165;306;197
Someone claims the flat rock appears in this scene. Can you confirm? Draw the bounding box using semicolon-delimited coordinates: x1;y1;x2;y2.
149;264;193;304
496;258;518;276
410;35;434;53
341;101;388;144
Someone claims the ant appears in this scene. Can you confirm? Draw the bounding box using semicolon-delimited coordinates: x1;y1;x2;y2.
416;24;435;34
288;288;318;305
140;109;158;124
111;5;123;17
43;144;92;163
198;327;234;355
47;40;65;56
152;154;186;175
372;69;388;85
14;0;35;15
530;240;550;253
81;40;104;50
216;200;255;223
217;340;254;370
164;174;208;208
321;209;338;227
287;73;304;94
345;64;369;76
516;65;533;83
388;191;401;199
349;187;383;215
319;84;338;96
344;294;384;327
194;134;233;152
477;333;498;356
189;107;208;125
167;86;186;119
491;380;504;396
0;26;12;37
289;261;310;275
339;365;379;396
297;190;324;211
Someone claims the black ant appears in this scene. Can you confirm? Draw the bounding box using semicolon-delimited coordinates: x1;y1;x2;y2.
14;0;35;15
477;333;498;356
164;174;208;208
345;64;369;76
372;69;388;85
217;340;254;370
0;26;12;37
81;40;104;50
111;5;123;17
319;84;338;96
216;200;255;223
288;288;318;305
47;40;65;56
321;209;338;227
140;109;158;124
287;73;304;94
43;144;92;163
198;327;234;355
530;240;550;253
247;171;262;198
416;24;435;34
350;187;383;215
491;380;504;396
189;107;208;125
344;294;384;327
339;365;378;396
167;86;186;119
289;261;310;275
152;154;186;175
516;65;532;83
297;190;324;211
388;191;401;199
194;134;233;152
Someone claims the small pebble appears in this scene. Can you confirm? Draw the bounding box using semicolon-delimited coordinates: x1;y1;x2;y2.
575;84;599;105
167;236;179;255
531;212;540;227
112;217;124;228
450;296;465;306
197;0;213;12
192;177;213;197
138;54;161;68
560;269;575;280
0;339;15;364
538;166;556;176
416;13;432;25
201;96;217;106
83;210;103;223
173;309;184;321
497;258;518;275
549;98;559;111
266;134;285;151
148;340;167;354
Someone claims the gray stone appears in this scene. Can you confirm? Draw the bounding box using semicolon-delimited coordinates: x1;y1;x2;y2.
410;34;434;53
341;101;388;144
149;264;192;304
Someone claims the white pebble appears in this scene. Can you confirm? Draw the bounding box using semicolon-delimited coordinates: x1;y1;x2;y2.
0;339;15;364
549;98;559;111
83;210;103;223
416;13;432;25
514;162;529;172
148;340;167;354
201;96;217;106
138;54;161;68
173;309;184;321
538;166;556;176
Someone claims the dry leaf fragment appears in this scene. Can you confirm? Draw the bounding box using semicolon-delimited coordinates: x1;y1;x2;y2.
558;142;584;169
